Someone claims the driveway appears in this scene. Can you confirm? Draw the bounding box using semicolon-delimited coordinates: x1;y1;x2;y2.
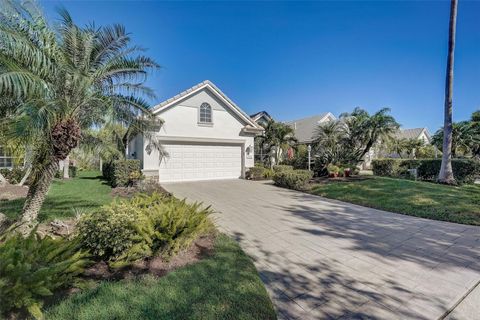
164;180;480;320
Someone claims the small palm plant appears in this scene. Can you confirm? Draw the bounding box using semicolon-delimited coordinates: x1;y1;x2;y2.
258;120;297;168
0;1;159;232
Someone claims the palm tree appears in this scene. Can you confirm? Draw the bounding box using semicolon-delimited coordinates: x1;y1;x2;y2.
0;2;159;231
258;120;297;168
432;121;480;157
340;107;399;162
438;0;458;184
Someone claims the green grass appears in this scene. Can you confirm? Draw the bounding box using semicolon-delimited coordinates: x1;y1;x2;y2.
310;176;480;225
0;171;112;222
45;234;276;320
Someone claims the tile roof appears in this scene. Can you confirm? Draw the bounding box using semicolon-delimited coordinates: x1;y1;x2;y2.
285;113;335;143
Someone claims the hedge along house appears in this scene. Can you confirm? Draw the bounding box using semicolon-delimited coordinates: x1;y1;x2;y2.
128;80;264;183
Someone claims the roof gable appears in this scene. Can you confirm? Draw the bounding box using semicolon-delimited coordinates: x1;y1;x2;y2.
151;80;262;130
285;112;336;143
395;128;430;141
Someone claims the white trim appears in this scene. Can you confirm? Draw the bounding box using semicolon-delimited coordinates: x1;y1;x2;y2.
157;136;246;144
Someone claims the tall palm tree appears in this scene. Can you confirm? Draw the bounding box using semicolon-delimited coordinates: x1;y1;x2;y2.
0;2;159;231
438;0;458;184
258;120;297;168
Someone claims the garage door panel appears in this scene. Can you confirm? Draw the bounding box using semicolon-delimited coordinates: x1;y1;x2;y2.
159;143;242;182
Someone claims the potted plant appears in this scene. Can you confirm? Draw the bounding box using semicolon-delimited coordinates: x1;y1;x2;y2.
327;164;340;178
344;167;351;177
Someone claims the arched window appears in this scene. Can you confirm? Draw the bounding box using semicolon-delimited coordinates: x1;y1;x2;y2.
199;103;212;123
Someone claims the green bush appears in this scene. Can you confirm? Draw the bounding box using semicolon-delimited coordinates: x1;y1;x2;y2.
273;169;313;190
69;165;77;178
272;165;293;173
372;158;480;184
247;166;266;180
77;193;213;268
0;232;90;319
102;159;141;187
282;144;309;169
371;159;400;176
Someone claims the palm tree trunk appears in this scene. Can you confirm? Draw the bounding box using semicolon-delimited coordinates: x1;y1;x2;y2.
63;155;70;179
18;159;59;233
438;0;458;184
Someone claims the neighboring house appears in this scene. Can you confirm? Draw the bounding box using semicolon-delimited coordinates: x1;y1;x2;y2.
250;111;273;128
0;146;14;169
128;80;264;183
394;127;431;144
285;113;336;144
250;111;273;163
366;127;432;168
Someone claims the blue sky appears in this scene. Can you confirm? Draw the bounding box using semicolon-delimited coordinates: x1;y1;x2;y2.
41;1;480;132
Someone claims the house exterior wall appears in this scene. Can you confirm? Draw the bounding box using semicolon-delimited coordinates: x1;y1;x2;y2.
141;88;256;177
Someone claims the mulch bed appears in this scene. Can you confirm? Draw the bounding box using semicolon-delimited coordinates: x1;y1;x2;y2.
111;183;172;198
0;184;28;201
310;175;371;184
83;234;216;281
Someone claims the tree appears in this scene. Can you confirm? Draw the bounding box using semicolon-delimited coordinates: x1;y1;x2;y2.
438;0;458;184
257;120;297;168
0;2;159;231
312;107;399;171
432;121;479;157
339;107;399;162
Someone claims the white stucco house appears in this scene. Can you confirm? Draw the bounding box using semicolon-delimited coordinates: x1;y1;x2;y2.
128;80;264;183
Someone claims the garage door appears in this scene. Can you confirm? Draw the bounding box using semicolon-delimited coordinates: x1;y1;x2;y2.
159;143;242;182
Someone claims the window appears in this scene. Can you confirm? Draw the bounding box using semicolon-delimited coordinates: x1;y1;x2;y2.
199;103;212;124
0;146;13;168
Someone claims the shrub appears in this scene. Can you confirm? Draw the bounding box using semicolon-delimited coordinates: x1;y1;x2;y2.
102;160;141;187
0;232;90;319
246;166;266;180
69;165;77;178
372;158;480;184
282;144;309;169
371;159;400;177
272;165;293;173
273;169;313;191
135;194;214;258
327;164;340;174
76;200;149;265
77;193;213;268
263;168;274;179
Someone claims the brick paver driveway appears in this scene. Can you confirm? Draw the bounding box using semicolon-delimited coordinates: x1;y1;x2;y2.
164;180;480;320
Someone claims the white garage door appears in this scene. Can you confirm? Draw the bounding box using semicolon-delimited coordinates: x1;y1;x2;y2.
159;143;242;182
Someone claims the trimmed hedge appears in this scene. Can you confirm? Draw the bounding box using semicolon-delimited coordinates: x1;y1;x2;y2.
102;159;141;187
273;169;313;190
372;158;480;184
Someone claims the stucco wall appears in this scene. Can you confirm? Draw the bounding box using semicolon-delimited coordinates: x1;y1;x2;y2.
141;87;256;172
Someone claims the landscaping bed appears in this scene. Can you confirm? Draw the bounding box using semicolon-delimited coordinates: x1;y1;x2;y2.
0;171;275;320
310;176;480;225
45;234;276;320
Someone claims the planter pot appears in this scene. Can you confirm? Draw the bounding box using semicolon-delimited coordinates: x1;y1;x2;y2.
344;169;351;177
329;173;338;178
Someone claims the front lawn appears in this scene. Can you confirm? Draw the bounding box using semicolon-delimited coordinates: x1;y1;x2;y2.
310;176;480;225
0;171;112;222
46;234;276;320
